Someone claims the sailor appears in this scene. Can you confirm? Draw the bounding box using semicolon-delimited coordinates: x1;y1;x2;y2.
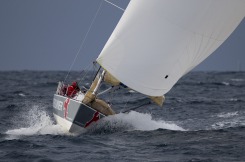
61;85;66;96
66;81;80;98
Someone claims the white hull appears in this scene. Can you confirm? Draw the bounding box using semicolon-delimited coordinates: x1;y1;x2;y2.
53;94;105;133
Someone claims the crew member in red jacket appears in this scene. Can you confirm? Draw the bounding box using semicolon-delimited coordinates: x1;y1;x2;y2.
66;81;80;98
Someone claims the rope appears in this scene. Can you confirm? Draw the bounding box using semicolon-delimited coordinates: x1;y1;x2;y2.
64;0;104;83
104;0;125;11
78;63;93;83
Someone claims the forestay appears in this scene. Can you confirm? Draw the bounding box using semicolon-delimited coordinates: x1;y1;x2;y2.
97;0;245;96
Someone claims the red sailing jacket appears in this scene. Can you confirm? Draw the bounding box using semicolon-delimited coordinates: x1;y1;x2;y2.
66;82;79;97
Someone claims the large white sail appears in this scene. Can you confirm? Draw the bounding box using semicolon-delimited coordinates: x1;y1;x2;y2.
97;0;245;96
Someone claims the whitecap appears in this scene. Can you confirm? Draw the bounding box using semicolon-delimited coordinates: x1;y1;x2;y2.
211;116;245;130
128;90;135;93
229;98;238;102
222;82;230;86
217;111;238;118
87;111;185;133
5;105;70;140
18;93;26;97
212;120;244;130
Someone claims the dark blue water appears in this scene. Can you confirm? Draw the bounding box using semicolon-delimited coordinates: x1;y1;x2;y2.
0;71;245;162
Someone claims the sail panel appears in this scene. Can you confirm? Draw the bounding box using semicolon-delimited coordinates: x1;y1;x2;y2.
97;0;245;96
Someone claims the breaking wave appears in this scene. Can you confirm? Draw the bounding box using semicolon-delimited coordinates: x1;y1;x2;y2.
221;81;230;86
212;111;245;130
212;118;245;130
5;105;184;138
5;105;69;140
86;111;185;134
217;111;239;118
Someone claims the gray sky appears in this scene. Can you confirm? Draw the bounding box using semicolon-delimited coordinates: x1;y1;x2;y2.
0;0;244;71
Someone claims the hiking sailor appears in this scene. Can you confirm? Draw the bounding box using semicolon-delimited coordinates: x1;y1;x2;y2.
67;81;80;98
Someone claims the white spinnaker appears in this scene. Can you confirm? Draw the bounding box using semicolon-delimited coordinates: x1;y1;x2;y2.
97;0;245;96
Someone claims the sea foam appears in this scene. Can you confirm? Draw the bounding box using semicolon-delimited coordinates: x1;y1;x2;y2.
6;105;185;138
5;105;69;140
87;111;185;133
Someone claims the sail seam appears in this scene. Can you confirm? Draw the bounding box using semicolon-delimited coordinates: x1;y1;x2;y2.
158;10;225;42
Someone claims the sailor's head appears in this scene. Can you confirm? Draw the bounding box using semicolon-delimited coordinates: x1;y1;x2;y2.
72;81;78;87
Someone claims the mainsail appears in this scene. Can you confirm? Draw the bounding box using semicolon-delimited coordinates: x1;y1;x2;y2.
97;0;245;96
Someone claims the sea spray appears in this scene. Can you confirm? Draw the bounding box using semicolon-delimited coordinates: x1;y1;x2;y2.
5;105;68;139
86;111;185;134
212;116;245;130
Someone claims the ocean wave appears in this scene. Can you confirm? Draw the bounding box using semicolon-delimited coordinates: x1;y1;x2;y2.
216;111;239;118
180;80;245;88
5;106;185;137
231;78;244;82
18;93;26;97
86;111;185;134
5;105;70;140
211;116;245;130
221;82;230;86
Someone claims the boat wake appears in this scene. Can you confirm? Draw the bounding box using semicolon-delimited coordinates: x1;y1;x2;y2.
86;111;185;134
5;105;185;138
5;105;69;140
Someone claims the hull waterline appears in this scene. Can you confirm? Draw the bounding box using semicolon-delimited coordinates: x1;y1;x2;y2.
52;94;105;133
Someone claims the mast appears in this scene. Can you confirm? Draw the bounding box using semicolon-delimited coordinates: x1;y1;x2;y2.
93;70;105;95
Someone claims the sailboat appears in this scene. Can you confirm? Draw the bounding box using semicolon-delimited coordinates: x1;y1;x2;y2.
53;0;245;133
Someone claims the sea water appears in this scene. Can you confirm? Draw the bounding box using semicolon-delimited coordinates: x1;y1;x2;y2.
0;71;245;162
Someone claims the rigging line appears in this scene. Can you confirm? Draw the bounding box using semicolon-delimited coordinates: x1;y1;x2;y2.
80;62;92;76
104;0;125;11
79;63;93;83
92;61;101;81
64;0;104;83
92;66;101;82
92;63;98;80
97;86;114;96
